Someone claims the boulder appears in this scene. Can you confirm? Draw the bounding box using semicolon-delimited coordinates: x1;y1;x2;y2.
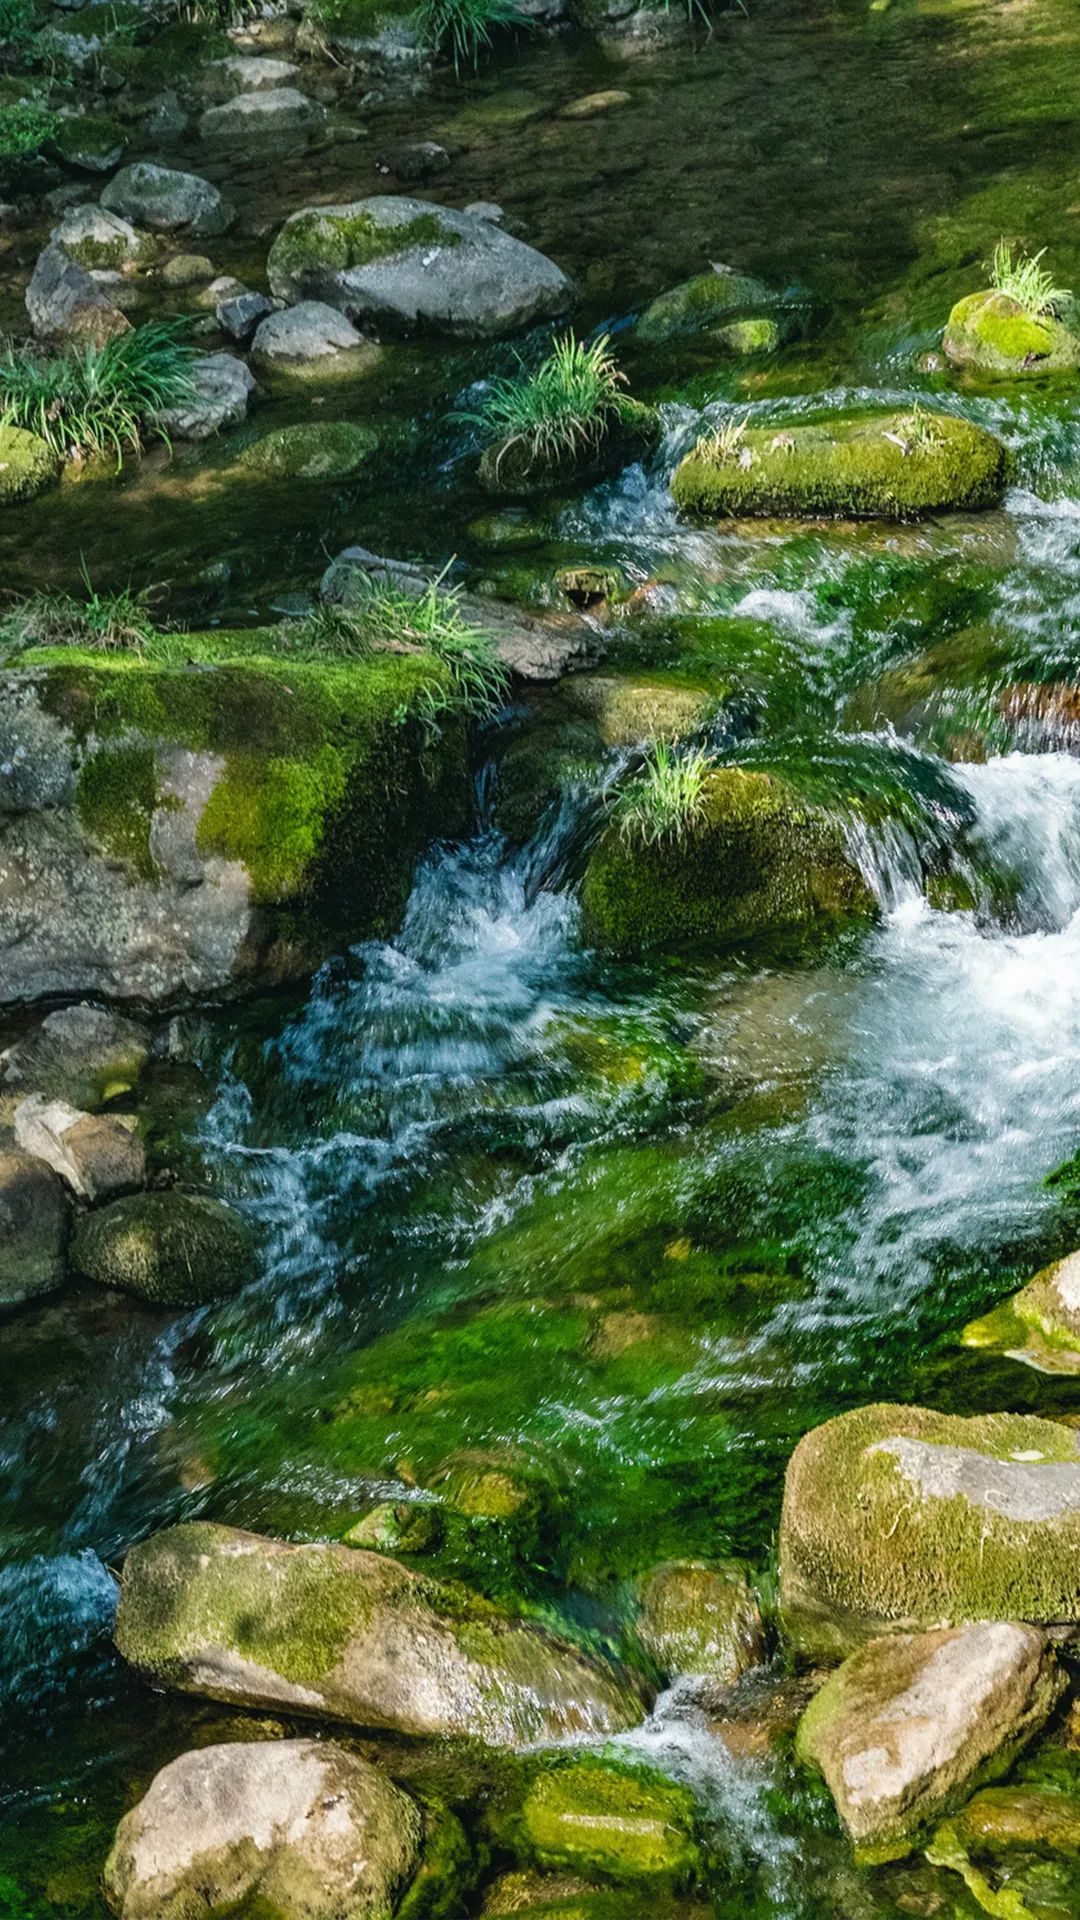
51;112;126;174
672;410;1009;520
71;1191;257;1305
199;88;327;145
250;299;379;378
505;1755;701;1889
198;54;301;101
14;1094;144;1202
25;242;130;345
154;353;255;441
237;421;378;481
114;1521;644;1744
376;139;450;185
779;1403;1080;1661
0;426;60;507
944;288;1080;375
161;252;214;287
267;196;572;339
103;1739;422;1920
795;1622;1064;1861
637;263;793;351
478;398;660;497
215;290;273;343
561;674;718;748
963;1248;1080;1375
580;767;874;954
52;204;150;270
926;1768;1080;1914
101;163;232;237
0;1148;69;1307
633;1559;765;1684
1;1006;151;1107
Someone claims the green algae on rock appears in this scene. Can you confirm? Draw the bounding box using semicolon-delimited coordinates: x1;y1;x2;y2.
114;1521;645;1744
943;289;1080;375
0;427;60;507
926;1757;1080;1920
636;265;793;352
779;1404;1080;1662
580;767;874;954
496;1754;702;1889
632;1558;765;1684
236;421;379;481
671;410;1009;520
477;398;660;497
962;1249;1080;1375
71;1191;258;1306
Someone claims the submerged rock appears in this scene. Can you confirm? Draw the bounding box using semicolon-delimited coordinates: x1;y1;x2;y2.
943;288;1080;375
199;87;327;145
237;420;378;480
926;1765;1080;1917
72;1191;257;1305
0;1006;151;1107
795;1622;1064;1861
114;1521;644;1743
14;1095;145;1203
0;1149;69;1307
103;1739;422;1920
478;398;660;497
504;1755;702;1889
580;767;874;954
672;409;1009;520
963;1249;1080;1374
637;263;792;351
779;1403;1080;1660
101;163;232;237
250;299;379;378
633;1559;765;1684
267;196;572;338
0;426;60;506
25;241;130;345
154;352;255;441
198;53;302;101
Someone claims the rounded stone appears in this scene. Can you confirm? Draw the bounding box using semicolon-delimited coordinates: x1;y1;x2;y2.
71;1190;258;1306
237;420;378;480
0;426;60;507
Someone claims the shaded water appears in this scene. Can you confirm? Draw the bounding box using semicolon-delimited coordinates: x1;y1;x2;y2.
7;0;1080;1914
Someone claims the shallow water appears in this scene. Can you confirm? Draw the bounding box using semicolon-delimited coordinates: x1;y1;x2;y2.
7;0;1080;1914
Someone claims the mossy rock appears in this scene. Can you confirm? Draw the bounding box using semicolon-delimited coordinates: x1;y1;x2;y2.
0;427;59;507
268;201;461;295
237;421;379;481
479;1877;711;1920
962;1249;1080;1376
71;1191;258;1306
779;1403;1080;1662
490;716;606;843
562;673;720;748
926;1759;1080;1920
632;1558;765;1684
943;288;1080;375
493;1754;702;1889
671;410;1009;521
343;1501;443;1553
636;266;792;351
580;767;875;955
50;113;126;172
477;400;660;498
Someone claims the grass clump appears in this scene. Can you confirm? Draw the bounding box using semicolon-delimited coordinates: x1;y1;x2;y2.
614;742;711;847
0;322;196;465
464;334;627;479
988;240;1072;318
414;0;526;71
0;96;59;190
0;573;157;657
0;0;40;55
298;572;507;720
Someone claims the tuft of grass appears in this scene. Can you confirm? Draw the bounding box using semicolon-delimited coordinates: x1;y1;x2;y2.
0;321;197;466
988;241;1073;319
0;95;59;188
698;410;750;463
0;572;158;656
415;0;526;70
615;742;712;847
461;333;627;476
294;570;508;720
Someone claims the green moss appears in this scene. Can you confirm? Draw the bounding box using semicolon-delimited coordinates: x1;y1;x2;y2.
309;0;416;37
636;268;790;349
269;207;459;288
961;1255;1080;1375
397;1796;477;1920
104;18;229;86
59;1;143;38
76;742;158;878
0;426;59;506
71;1192;258;1306
503;1755;702;1889
944;289;1080;374
672;410;1009;521
580;767;875;954
236;422;379;482
50;112;125;166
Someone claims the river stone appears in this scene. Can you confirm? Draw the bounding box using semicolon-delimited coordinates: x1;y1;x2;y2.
161;253;214;287
795;1623;1064;1862
52;204;149;270
962;1248;1080;1375
237;421;378;481
250;299;379;378
101;163;232;237
199;88;327;145
376;140;450;185
72;1191;257;1306
634;1559;765;1684
154;353;255;441
267;196;572;339
478;397;660;497
0;1148;69;1306
561;675;716;748
25;241;130;345
14;1094;145;1203
114;1521;644;1743
1;1006;152;1107
199;54;301;101
52;112;126;174
508;1756;701;1887
926;1774;1080;1901
780;1403;1080;1660
216;290;273;343
103;1739;422;1920
943;288;1080;375
0;426;60;507
637;263;791;351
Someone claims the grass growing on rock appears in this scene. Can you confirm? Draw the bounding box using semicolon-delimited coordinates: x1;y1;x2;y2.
415;0;527;69
614;743;711;847
464;334;628;479
305;573;508;720
0;322;197;465
989;240;1072;318
0;575;157;655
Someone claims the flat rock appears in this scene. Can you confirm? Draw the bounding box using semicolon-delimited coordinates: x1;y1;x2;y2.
198;54;300;101
250;299;378;376
199;88;327;145
154;353;255;440
0;1148;69;1307
25;241;129;345
1;1006;151;1108
14;1094;145;1202
101;162;232;237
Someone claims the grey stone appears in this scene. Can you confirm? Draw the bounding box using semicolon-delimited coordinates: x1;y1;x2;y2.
101;163;232;237
198;88;326;146
376;139;449;184
216;290;273;342
145;91;188;141
250;299;374;374
1;1005;152;1107
14;1094;145;1203
198;54;300;102
154;353;255;441
52;204;148;270
0;1148;68;1307
25;242;129;345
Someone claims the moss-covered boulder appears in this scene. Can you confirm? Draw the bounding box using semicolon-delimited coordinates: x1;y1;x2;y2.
494;1755;702;1889
927;1758;1080;1920
71;1191;257;1306
0;1005;151;1108
480;1875;710;1919
636;265;793;352
943;289;1080;375
795;1622;1064;1863
779;1404;1080;1661
562;673;720;748
0;1149;69;1308
580;767;874;955
672;410;1008;520
114;1521;645;1744
963;1250;1080;1375
0;426;59;507
633;1559;765;1684
267;196;572;339
236;421;379;481
51;112;126;173
478;399;660;497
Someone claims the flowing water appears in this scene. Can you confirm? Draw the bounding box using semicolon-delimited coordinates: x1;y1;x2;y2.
7;0;1080;1913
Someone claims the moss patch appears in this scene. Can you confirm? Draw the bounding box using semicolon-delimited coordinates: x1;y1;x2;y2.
236;422;379;482
50;112;125;168
76;742;158;878
0;426;59;506
944;288;1080;374
499;1755;702;1889
636;268;791;350
71;1191;258;1306
269;206;459;290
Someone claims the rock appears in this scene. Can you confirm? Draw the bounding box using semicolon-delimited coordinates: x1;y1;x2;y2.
465;200;505;223
502;1755;700;1887
672;409;1009;520
0;1149;69;1307
72;1190;257;1306
963;1248;1080;1375
637;263;792;352
580;767;874;954
779;1403;1080;1661
795;1622;1064;1861
198;54;301;101
215;289;273;342
267;196;572;339
560;88;632;117
103;1739;422;1920
25;242;130;345
14;1094;145;1202
344;1501;442;1553
478;397;660;497
0;426;60;507
145;91;188;141
198;274;246;311
101;163;232;237
199;88;327;146
52;112;126;174
52;204;149;270
154;353;255;441
250;299;378;378
926;1768;1080;1912
161;251;213;287
376;139;450;184
114;1521;644;1743
237;421;378;480
944;287;1080;375
668;1665;822;1758
634;1559;765;1684
561;673;717;747
1;1006;151;1107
